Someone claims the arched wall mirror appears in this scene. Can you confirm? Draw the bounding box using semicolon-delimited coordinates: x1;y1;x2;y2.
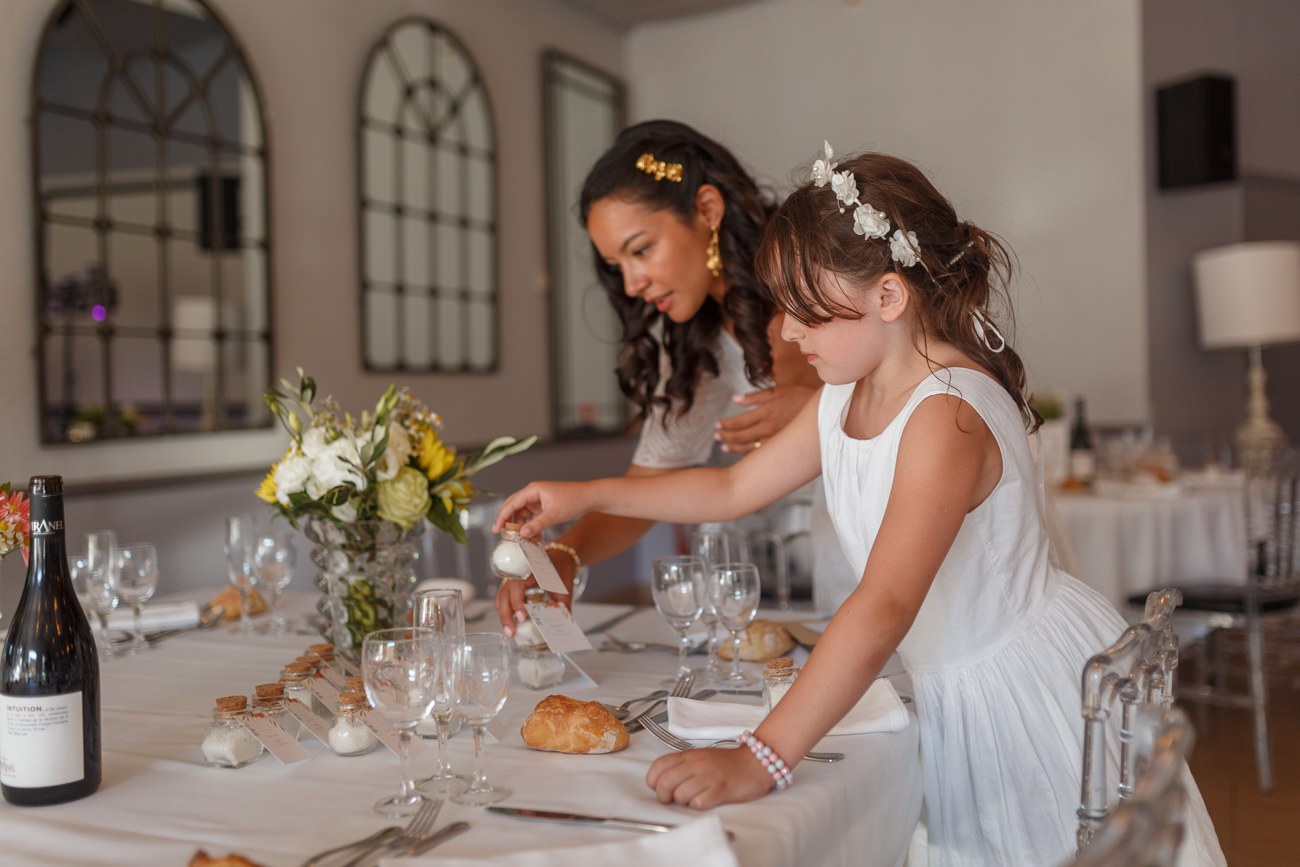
542;51;627;437
358;18;497;372
32;0;272;444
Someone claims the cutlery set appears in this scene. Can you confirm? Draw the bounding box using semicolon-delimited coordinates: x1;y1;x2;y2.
300;799;468;866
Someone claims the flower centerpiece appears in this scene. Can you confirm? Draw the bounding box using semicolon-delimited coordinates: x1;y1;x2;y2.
1;482;31;622
257;369;536;650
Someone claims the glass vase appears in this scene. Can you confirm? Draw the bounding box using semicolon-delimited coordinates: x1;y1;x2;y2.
303;517;423;655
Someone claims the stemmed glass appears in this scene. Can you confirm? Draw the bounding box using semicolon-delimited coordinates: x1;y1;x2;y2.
116;542;159;655
361;627;440;817
651;555;705;682
451;632;512;807
223;513;259;635
252;528;296;635
414;589;469;797
86;530;120;656
691;524;750;678
708;561;762;686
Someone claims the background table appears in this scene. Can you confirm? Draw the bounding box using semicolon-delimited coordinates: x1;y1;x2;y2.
1047;478;1247;610
0;594;921;866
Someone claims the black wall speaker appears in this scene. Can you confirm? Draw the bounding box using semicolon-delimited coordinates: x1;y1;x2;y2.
1156;74;1237;190
197;172;242;251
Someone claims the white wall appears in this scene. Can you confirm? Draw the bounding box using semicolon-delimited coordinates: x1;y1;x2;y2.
626;0;1150;426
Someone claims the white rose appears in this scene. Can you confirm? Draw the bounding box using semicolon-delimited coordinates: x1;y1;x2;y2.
273;454;313;504
890;229;920;268
852;203;890;240
374;423;413;482
300;426;331;459
307;438;366;499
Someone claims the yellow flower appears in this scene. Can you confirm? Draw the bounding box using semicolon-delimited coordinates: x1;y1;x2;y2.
418;430;457;480
376;465;432;530
256;467;278;504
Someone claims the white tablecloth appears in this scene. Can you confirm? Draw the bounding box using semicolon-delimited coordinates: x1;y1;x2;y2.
0;595;921;867
1048;480;1247;609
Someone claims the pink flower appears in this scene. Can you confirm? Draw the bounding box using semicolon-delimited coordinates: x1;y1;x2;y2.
0;484;31;566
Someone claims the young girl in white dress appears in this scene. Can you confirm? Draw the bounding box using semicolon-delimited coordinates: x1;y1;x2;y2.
493;146;1226;866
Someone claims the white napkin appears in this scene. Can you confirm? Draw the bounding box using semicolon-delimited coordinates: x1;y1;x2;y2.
667;677;910;740
106;600;202;632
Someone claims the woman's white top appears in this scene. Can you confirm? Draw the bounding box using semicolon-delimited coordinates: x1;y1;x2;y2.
818;367;1225;867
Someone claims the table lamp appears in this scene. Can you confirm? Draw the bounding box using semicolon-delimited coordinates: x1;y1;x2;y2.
1193;240;1300;471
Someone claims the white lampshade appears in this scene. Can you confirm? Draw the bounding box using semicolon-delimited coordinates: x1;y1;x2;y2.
1193;241;1300;349
173;295;217;373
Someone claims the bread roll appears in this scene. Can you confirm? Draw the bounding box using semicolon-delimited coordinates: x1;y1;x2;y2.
189;852;267;867
717;619;796;662
520;695;628;754
210;585;267;621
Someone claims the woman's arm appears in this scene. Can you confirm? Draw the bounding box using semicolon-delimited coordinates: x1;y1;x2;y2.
714;315;822;454
645;395;1001;808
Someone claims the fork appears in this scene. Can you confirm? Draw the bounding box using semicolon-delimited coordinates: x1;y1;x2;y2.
339;798;443;867
640;714;845;764
300;799;438;867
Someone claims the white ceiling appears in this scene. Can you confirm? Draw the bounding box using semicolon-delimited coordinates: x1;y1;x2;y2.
553;0;765;30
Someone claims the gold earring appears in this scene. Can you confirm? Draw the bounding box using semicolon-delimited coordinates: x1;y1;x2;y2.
705;228;722;277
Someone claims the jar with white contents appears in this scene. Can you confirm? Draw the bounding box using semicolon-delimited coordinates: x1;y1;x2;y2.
201;696;265;769
328;689;379;757
763;657;798;713
490;523;532;581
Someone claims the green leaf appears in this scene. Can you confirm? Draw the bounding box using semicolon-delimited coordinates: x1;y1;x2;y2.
427;502;467;545
462;435;538;476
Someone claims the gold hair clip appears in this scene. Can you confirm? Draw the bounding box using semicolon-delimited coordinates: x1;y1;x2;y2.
636;153;683;183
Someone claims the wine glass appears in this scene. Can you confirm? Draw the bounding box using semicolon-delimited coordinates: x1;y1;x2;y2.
116;542;159;655
413;588;469;797
86;530;120;657
223;513;259;635
691;524;751;678
708;561;762;686
252;528;296;635
69;550;109;651
451;632;513;807
361;627;440;817
651;555;705;682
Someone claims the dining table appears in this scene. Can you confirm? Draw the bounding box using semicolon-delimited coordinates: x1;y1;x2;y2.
1046;472;1248;611
0;592;922;867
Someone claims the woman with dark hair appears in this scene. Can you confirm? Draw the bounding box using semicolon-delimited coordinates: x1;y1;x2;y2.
495;119;850;630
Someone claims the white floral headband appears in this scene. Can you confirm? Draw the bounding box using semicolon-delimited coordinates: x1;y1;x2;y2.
811;141;1005;354
812;141;921;269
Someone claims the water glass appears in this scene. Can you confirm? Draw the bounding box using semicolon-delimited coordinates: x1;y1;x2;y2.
708;561;761;686
414;588;469;797
116;542;159;655
252;528;296;634
223;513;259;634
86;530;120;656
362;627;440;817
651;555;705;681
691;524;751;677
452;632;512;807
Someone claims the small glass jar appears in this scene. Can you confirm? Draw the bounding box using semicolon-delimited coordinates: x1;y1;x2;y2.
328;689;379;757
490;522;532;580
253;682;304;740
280;660;322;716
511;588;566;688
763;657;798;713
201;696;265;769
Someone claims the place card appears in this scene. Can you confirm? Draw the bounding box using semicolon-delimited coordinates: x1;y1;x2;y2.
239;713;312;764
522;540;569;596
359;709;428;759
306;675;342;711
523;599;592;653
285;699;334;746
316;664;347;690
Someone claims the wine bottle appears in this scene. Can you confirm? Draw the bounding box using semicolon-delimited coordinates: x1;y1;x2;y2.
1;475;101;805
1069;398;1097;482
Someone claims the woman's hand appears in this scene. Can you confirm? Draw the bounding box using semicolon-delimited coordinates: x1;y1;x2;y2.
714;383;818;454
645;745;774;809
492;481;593;540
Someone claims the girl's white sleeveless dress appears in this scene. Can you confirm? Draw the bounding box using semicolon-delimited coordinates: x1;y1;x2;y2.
818;368;1225;866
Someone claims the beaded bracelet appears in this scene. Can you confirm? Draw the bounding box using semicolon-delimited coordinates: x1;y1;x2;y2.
736;730;793;791
543;541;583;573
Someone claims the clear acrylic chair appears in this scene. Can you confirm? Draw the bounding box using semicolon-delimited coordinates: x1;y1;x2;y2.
1127;451;1299;793
1077;587;1182;853
1065;705;1195;867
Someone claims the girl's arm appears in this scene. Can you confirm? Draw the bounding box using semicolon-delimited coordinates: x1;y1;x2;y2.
646;394;1002;808
714;316;823;455
492;391;824;542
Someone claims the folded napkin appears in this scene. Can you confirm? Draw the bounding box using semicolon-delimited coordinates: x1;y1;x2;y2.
667;677;910;740
106;600;202;632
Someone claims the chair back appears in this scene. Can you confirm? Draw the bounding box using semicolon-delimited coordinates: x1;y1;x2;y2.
1244;454;1299;598
1077;588;1182;851
1065;707;1194;867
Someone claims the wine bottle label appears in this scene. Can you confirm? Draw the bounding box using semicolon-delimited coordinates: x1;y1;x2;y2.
1070;451;1097;479
0;692;84;788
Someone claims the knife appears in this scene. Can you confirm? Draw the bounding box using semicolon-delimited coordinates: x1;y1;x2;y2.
488;806;675;834
582;607;641;636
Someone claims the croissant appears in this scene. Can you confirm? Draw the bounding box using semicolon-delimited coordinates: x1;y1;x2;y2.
189;852;267;867
717;619;796;662
521;695;629;754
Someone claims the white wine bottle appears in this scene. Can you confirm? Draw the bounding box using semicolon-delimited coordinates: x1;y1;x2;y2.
1;475;101;805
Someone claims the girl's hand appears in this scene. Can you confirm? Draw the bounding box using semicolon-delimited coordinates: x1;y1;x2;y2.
715;384;817;454
492;481;592;540
493;549;578;636
645;745;774;809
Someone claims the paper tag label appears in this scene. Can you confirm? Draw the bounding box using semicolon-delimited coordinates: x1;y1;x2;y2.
316;664;347;690
285;700;334;745
522;600;592;653
331;656;361;678
306;676;342;710
239;713;312;764
522;540;569;595
0;692;84;787
359;709;428;759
